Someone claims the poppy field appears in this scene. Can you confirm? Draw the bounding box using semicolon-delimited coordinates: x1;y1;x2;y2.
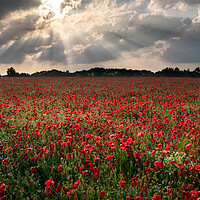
0;77;199;200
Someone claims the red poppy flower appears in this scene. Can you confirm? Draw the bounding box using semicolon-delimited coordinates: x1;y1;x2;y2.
45;186;52;194
2;158;8;164
0;183;7;191
151;150;155;155
186;143;192;150
118;177;126;187
137;132;144;137
56;183;61;191
106;155;113;160
45;179;55;186
74;180;79;188
80;164;84;171
154;161;164;168
93;173;99;180
135;196;142;200
167;188;174;196
66;153;73;159
156;144;162;150
153;194;161;200
100;191;105;198
68;189;74;195
30;167;35;171
82;170;88;175
57;165;62;171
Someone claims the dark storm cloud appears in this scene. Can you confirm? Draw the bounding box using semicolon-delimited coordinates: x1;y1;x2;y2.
0;0;41;20
130;14;200;63
0;14;46;64
0;14;39;46
69;13;190;64
0;36;49;64
163;24;200;63
0;0;200;67
38;38;67;64
70;43;120;64
127;14;183;43
104;31;146;51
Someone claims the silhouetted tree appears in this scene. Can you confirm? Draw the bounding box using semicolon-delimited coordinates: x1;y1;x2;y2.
194;67;200;73
7;67;17;76
175;67;180;72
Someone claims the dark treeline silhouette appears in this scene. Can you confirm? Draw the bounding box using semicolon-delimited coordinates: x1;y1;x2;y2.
32;69;69;77
6;67;30;77
3;66;200;78
73;68;154;77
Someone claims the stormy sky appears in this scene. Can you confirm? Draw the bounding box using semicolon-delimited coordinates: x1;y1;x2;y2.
0;0;200;74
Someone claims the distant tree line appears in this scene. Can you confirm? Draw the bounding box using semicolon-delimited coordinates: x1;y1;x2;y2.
6;67;31;77
3;66;200;78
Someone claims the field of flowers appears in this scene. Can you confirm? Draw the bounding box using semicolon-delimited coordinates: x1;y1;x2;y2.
0;77;199;200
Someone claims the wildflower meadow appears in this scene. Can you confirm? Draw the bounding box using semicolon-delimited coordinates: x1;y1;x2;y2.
0;77;199;200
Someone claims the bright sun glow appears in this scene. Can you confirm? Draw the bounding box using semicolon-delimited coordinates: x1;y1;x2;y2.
39;0;65;20
39;0;82;20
